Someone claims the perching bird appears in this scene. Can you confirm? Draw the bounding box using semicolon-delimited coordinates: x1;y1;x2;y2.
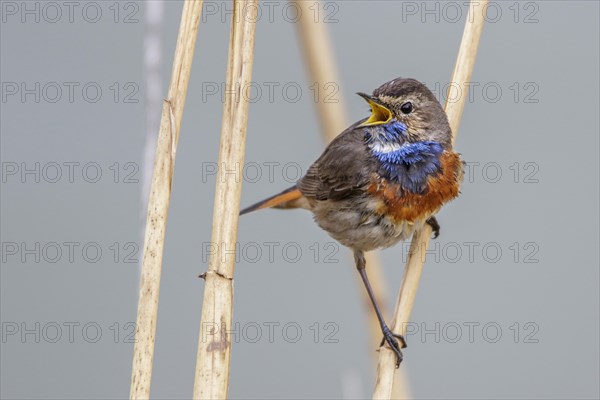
240;77;464;367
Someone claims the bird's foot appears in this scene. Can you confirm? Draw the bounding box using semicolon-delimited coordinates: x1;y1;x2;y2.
379;325;406;368
426;216;440;239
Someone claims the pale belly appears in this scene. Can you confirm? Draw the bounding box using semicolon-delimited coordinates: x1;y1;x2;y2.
309;197;430;252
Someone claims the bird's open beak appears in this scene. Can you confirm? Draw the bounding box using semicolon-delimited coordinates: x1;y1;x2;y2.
357;93;393;127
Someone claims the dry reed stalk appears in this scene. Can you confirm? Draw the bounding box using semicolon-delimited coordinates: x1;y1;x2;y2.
192;1;258;398
372;1;488;398
130;2;203;399
293;1;410;398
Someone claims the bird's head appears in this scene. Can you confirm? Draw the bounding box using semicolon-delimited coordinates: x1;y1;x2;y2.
358;78;452;148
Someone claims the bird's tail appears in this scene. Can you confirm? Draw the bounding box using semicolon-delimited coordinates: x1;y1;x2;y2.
240;185;306;215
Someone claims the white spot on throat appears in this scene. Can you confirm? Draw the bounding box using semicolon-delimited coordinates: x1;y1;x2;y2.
370;141;402;153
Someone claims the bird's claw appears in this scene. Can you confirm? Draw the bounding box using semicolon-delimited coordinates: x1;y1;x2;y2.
426;216;440;239
380;326;406;368
379;330;407;348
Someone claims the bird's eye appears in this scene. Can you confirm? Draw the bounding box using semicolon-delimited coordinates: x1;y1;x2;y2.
400;102;413;114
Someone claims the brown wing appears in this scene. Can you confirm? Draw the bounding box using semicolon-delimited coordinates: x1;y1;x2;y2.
298;121;377;201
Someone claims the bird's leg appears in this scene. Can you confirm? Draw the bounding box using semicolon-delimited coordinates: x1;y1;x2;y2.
354;250;406;368
426;216;440;239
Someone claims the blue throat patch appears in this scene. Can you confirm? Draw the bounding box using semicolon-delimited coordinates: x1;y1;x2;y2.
365;121;444;194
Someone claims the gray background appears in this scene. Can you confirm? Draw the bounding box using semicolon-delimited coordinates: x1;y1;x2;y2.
1;1;599;399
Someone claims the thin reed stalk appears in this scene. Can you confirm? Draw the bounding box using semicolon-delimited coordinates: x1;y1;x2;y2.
372;1;488;398
130;2;203;399
192;1;258;398
293;1;410;398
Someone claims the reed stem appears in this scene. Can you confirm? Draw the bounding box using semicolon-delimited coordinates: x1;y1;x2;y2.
293;1;411;397
130;2;203;399
192;1;258;398
372;1;488;398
